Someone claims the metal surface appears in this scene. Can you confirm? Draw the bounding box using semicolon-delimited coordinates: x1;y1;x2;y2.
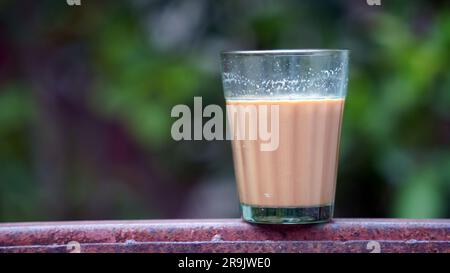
0;218;448;253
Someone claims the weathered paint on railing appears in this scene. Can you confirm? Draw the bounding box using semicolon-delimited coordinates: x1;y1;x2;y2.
0;218;448;253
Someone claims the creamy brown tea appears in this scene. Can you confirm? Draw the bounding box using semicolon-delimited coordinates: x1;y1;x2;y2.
226;98;345;207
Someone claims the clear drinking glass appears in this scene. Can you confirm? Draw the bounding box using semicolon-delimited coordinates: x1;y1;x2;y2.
220;49;349;224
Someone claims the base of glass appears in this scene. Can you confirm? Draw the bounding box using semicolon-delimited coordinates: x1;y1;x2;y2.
241;203;333;224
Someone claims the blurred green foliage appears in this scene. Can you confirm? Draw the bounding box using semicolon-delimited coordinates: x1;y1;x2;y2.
0;0;448;220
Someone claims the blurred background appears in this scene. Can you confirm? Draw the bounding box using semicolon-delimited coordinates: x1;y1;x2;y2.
0;0;449;221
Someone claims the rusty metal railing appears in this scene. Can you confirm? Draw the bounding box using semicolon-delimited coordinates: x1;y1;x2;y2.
0;218;448;253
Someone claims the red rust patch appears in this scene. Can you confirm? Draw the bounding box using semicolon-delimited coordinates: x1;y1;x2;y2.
0;219;448;253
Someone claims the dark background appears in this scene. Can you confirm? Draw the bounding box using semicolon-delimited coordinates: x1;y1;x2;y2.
0;0;449;221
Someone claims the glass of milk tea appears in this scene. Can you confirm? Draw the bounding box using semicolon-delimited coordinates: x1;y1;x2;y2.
220;49;349;224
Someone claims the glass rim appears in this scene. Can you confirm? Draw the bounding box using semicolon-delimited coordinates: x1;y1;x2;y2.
221;49;349;56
